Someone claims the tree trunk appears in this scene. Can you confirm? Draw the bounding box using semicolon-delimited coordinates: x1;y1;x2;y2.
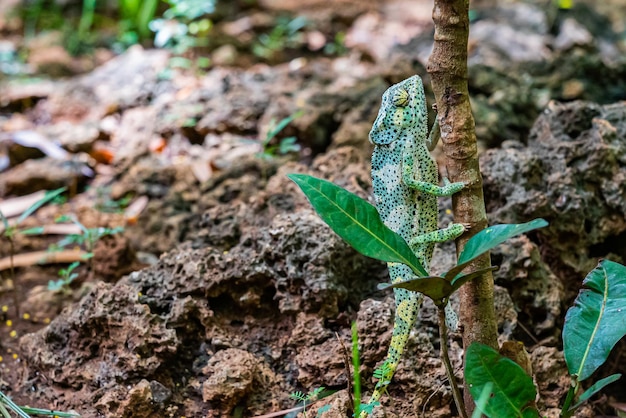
427;0;498;415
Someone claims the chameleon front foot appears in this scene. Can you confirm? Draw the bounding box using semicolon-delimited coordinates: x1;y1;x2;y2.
409;222;466;246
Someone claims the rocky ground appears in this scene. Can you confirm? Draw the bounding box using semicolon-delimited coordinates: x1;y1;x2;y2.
1;0;626;417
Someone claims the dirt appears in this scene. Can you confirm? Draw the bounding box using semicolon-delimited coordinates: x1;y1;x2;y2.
1;0;626;417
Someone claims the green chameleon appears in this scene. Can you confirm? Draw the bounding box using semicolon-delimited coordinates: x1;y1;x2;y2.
362;75;466;415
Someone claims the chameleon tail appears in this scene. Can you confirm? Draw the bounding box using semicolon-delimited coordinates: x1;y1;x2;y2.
360;288;423;418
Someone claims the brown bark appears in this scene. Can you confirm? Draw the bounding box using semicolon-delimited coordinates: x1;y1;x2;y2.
427;0;498;415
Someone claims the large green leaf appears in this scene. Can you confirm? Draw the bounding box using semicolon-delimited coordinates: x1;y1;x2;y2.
457;219;548;266
465;343;539;418
563;260;626;381
288;174;427;277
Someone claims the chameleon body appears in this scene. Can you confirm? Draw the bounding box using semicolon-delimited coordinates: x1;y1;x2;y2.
363;75;466;414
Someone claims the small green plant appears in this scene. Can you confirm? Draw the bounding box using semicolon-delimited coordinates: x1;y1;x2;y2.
48;261;81;294
252;16;308;60
466;260;626;418
323;32;347;56
0;188;66;316
150;0;215;54
117;0;160;46
45;215;123;280
288;174;547;415
289;387;325;418
258;110;303;160
371;360;392;391
93;188;132;214
0;390;79;418
53;215;123;256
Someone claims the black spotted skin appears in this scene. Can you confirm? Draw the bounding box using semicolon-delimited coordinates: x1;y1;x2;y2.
363;75;466;415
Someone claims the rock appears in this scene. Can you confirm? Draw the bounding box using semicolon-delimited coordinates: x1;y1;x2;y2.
32;46;170;123
201;348;278;415
481;100;626;275
19;282;178;416
492;236;563;336
92;234;143;282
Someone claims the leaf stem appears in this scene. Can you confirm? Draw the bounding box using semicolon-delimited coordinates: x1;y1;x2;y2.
438;306;468;418
560;380;578;418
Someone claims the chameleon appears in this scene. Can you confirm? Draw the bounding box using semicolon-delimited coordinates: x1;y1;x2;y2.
362;75;466;415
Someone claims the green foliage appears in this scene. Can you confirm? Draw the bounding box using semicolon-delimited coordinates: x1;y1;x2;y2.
372;360;392;383
118;0;160;45
289;174;551;417
290;387;325;417
54;214;123;254
0;390;79;418
288;174;547;306
316;405;331;417
1;187;66;315
162;0;216;20
287;174;428;277
457;220;548;266
94;188;132;214
0;188;66;238
323;32;347;56
560;259;626;416
465;343;539;418
252;16;307;60
466;260;626;417
563;260;626;381
48;261;81;293
258;111;303;160
150;0;215;54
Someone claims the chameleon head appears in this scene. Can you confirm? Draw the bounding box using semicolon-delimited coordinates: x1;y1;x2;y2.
369;75;427;146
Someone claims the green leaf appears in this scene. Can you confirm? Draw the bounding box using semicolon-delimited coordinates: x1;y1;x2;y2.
20;226;46;235
0;392;30;418
563;260;626;381
17;187;67;225
570;373;621;411
378;276;452;302
288;174;427;276
290;391;306;401
465;343;539;418
457;219;548;266
0;210;9;231
20;405;80;417
267;110;303;141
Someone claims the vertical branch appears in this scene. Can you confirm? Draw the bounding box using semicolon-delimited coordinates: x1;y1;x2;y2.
427;0;498;414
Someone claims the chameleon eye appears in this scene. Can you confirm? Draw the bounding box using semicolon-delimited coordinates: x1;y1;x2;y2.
392;88;410;107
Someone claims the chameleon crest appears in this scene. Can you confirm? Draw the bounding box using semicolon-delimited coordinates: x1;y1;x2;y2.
363;75;466;416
